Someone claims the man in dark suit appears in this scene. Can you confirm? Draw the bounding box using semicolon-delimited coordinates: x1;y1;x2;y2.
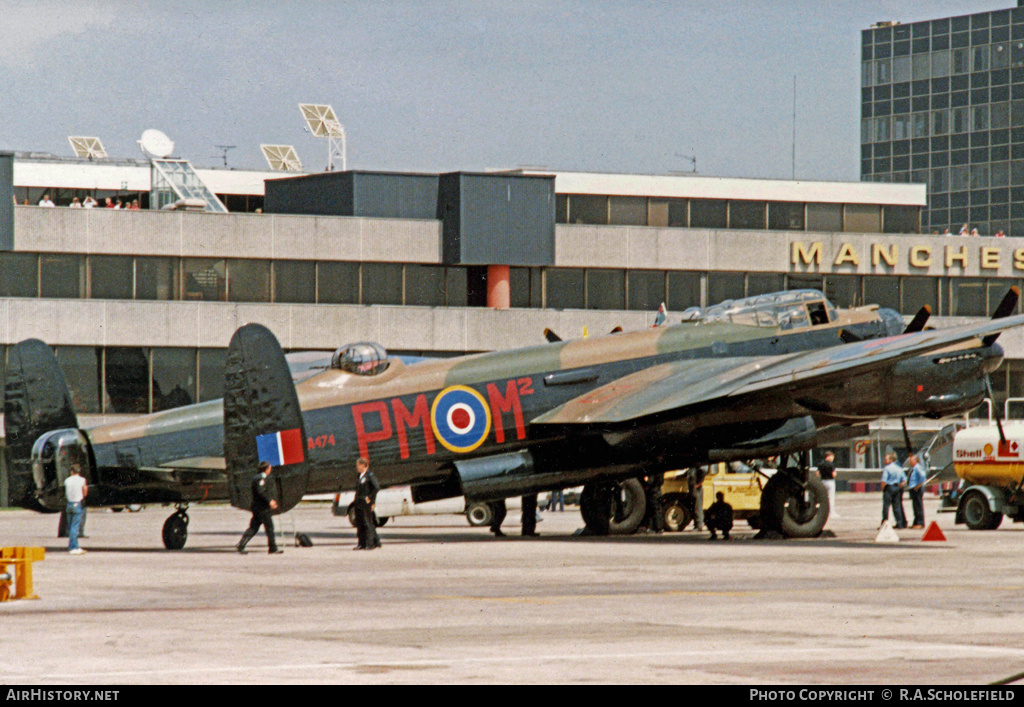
237;460;282;554
354;457;381;550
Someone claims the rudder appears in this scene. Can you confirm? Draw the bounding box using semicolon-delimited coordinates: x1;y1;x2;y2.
223;324;310;514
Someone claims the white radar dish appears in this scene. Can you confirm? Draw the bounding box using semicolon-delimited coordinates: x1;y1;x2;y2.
68;136;107;159
260;144;303;172
138;129;175;158
298;103;344;137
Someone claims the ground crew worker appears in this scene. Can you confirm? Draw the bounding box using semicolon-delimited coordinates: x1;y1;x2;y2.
353;457;381;550
706;491;733;540
907;454;927;529
489;499;507;537
521;493;539;536
817;451;838;519
237;460;281;554
881;453;907;529
641;472;665;533
687;467;706;531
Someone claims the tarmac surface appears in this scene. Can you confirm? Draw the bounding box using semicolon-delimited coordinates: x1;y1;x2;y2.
2;492;1024;685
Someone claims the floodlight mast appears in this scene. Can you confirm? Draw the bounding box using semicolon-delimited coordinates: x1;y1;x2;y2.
298;103;347;171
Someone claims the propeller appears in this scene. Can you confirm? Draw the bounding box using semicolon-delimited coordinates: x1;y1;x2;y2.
985;375;1008;447
982;286;1019;347
902;305;931;334
609;326;623;334
544;328;562;343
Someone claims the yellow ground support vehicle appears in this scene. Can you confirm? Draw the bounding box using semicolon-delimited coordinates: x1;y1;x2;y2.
659;463;769;531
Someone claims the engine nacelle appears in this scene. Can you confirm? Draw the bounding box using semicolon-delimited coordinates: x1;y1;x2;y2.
30;428;93;512
454;451;539;500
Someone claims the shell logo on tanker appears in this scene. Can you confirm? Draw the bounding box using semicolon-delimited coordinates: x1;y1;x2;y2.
349;378;535;459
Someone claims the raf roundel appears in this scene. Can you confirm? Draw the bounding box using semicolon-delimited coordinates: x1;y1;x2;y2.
430;385;492;453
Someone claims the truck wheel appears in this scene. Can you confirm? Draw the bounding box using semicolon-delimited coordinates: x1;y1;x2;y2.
961;491;1000;530
465;502;493;527
662;499;692;532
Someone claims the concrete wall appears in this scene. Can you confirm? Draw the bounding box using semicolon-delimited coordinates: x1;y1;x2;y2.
0;152;13;251
13;208;442;263
0;298;654;352
555;224;1024;277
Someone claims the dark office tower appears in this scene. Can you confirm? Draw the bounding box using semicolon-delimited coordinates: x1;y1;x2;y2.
861;4;1024;236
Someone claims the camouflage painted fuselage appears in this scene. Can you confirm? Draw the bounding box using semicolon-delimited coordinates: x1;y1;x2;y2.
79;307;894;506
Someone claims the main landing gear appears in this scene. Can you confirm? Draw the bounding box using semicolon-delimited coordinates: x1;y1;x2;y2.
162;505;190;550
758;452;829;538
579;477;647;535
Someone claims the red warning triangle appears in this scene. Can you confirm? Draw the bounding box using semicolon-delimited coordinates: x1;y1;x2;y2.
921;521;946;542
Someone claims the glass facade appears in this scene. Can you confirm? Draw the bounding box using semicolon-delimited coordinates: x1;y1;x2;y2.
558;194;919;233
3;251;1023;318
862;7;1024;236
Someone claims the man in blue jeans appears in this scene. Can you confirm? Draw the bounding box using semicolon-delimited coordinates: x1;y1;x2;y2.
64;464;88;555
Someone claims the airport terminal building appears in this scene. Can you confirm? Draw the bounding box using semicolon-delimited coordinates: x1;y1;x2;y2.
3;147;1024;508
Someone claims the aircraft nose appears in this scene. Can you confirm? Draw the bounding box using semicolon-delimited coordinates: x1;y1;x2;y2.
879;308;904;338
983;341;1005;374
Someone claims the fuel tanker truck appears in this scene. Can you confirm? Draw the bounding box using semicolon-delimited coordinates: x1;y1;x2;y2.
952;423;1024;529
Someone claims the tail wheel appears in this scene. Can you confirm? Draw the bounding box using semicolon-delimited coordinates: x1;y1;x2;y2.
162;512;189;550
662;499;692;532
760;472;829;538
465;502;494;527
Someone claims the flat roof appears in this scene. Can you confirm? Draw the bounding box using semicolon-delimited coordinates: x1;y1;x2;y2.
13;156;290;196
513;170;927;206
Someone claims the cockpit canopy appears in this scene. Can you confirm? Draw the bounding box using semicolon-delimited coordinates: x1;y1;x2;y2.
680;289;837;330
331;342;391;376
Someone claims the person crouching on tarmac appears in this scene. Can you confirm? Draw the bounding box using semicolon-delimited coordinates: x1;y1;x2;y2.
705;491;733;541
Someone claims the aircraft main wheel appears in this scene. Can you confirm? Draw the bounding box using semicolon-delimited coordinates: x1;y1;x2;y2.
662;499;692;532
580;478;647;535
162;512;189;550
961;491;1002;530
465;502;493;527
761;473;829;538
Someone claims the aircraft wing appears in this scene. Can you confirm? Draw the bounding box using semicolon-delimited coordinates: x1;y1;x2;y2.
532;314;1024;426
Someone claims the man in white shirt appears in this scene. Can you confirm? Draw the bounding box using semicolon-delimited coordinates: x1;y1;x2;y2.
63;464;88;554
38;194;55;207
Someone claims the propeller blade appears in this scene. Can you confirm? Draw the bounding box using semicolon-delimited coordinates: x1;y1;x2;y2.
985;375;1007;445
983;286;1020;346
544;328;562;343
609;326;623;334
903;305;931;334
901;418;913;456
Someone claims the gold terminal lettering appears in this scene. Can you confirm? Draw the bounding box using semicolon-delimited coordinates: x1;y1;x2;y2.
833;243;859;266
791;241;823;266
945;245;968;269
981;247;1001;270
872;243;897;267
909;245;932;268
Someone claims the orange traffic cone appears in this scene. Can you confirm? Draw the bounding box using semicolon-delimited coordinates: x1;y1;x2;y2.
921;521;946;542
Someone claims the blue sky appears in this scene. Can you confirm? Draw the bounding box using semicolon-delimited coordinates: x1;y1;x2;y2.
0;0;1012;180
